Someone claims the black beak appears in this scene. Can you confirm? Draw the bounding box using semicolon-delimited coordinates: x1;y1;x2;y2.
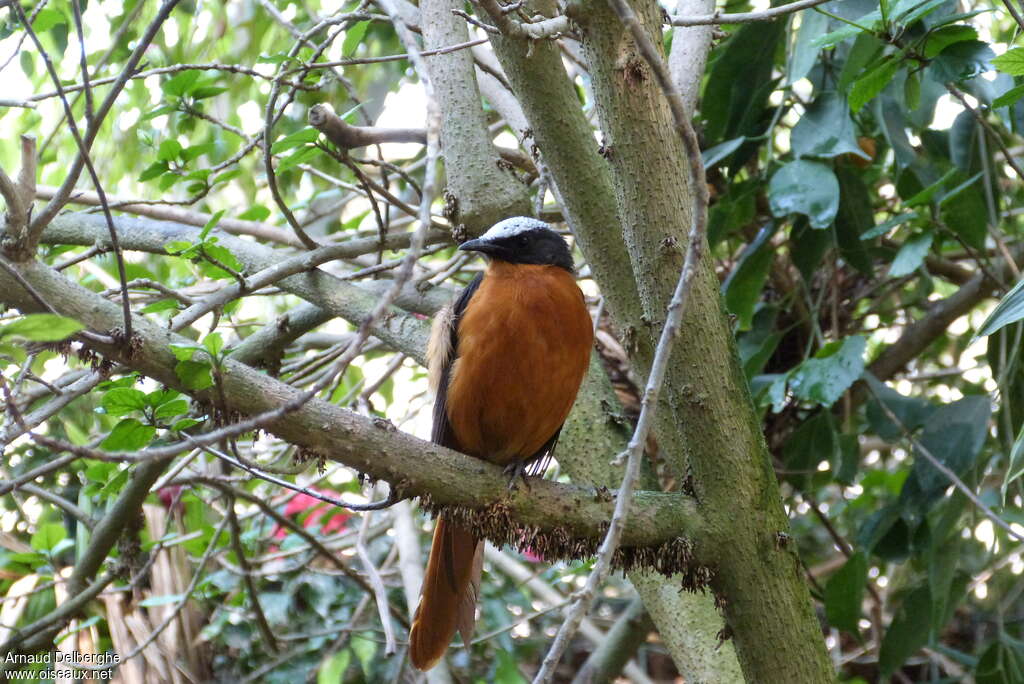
458;238;495;255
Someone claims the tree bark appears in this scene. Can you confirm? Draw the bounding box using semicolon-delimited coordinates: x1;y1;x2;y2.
568;3;833;680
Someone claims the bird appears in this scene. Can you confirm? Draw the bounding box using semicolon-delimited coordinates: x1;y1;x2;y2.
409;216;594;671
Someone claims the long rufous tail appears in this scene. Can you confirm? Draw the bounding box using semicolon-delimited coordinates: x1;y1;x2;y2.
409;517;482;670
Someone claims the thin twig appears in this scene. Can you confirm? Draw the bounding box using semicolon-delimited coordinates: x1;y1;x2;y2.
669;0;832;26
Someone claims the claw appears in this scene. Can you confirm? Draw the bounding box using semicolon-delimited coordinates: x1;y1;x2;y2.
503;460;531;491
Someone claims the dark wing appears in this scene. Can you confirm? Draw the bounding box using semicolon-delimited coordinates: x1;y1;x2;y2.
525;426;562;477
431;273;483;448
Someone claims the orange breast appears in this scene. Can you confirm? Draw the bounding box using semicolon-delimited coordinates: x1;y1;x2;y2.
445;263;593;465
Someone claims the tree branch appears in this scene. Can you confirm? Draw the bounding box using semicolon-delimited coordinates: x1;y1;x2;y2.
0;258;705;558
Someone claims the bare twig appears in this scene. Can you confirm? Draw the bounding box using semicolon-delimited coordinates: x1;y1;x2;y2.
355;486;397;654
868;381;1024;543
669;0;833;26
310;103;426;148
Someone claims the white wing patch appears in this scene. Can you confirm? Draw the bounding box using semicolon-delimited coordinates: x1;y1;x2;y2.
427;303;455;394
480;216;550;241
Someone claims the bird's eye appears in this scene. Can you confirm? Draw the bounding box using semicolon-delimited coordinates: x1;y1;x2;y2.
517;235;529;247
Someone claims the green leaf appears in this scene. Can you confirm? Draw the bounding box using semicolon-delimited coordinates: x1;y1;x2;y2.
930;40;994;83
276;145;320;173
154;400;189;421
768;160;840;229
723;223;776;330
978;278;1024;338
318;650;351;684
790;336;866;408
879;585;932;677
849;56;900;113
835;166;876;274
976;635;1024;684
792;93;866;159
701;137;745;169
163;70;201;97
101;419;156;451
172;418;202;432
31;523;66;552
899;396;991;511
157;139;182;162
203;332;224;357
888;232;933;278
32;8;66;32
994;83;1024;108
182;143;216;162
864;375;938;442
351;634;376;679
200;209;226;241
169;343;201;361
138;161;169;182
787;9;828;84
824;552;868;634
176;360;214;390
904;69;921;110
139;593;184;607
782;411;838;488
20;50;33;78
270;128;320;155
813;8;882;49
860;212;918;240
923;25;978;59
141;299;180;314
342;21;370;56
101;388;148;416
1;314;84;342
1004;424;1024;503
237;206;271;222
702;22;785;145
992;48;1024;76
191;85;227;100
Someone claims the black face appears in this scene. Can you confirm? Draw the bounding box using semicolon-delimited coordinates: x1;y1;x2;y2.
458;223;575;272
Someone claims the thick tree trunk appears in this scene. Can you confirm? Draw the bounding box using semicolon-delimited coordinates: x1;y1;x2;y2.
568;3;833;681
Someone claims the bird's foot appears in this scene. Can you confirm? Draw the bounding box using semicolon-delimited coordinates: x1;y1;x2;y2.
503;460;531;491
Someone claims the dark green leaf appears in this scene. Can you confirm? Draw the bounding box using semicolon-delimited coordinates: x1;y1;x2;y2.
860;212;918;240
899;396;991;511
929;40;994;83
768;160;840;229
888;232;933;278
835;166;876;274
824;552;868;634
787;9;828;84
782;412;838;489
1;314;84;342
723;223;776;330
790;336;866;408
101;418;156;451
923;25;978;59
879;584;932;678
792;93;866;159
977;277;1024;338
849;56;900;113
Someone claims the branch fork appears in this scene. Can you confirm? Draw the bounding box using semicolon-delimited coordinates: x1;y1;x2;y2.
0;135;38;259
